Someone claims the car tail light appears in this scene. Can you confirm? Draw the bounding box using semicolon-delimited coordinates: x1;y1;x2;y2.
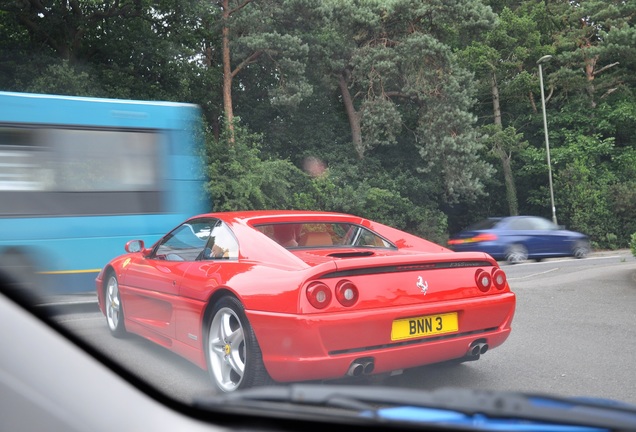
306;282;332;309
491;268;507;290
448;233;498;245
473;233;498;242
335;280;359;307
475;269;492;292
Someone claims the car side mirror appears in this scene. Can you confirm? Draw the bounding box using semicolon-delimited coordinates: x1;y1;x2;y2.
125;240;145;253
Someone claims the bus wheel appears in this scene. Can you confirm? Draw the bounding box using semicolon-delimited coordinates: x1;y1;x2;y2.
105;273;126;337
0;249;42;300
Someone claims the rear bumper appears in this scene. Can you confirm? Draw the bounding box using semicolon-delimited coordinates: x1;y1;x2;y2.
247;293;515;382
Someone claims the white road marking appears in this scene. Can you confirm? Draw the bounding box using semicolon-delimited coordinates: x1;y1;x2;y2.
507;267;559;280
506;254;630;280
504;254;625;267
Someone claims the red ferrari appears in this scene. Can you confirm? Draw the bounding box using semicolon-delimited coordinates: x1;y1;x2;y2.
96;210;516;393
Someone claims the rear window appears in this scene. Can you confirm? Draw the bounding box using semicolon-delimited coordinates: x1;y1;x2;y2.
465;218;501;231
254;222;395;249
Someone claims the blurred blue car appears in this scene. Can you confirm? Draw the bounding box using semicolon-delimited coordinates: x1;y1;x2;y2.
448;216;590;264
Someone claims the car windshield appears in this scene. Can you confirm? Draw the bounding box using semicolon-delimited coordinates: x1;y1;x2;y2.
2;1;636;431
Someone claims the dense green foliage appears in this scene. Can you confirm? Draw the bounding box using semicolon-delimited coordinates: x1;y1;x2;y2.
2;0;635;248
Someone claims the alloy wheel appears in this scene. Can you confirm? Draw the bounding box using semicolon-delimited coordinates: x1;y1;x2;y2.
208;306;246;392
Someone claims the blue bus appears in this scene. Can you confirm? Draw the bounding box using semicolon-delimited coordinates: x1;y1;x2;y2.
0;91;208;295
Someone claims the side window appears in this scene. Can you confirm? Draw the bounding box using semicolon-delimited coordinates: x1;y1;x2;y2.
353;228;392;247
0;125;160;193
531;217;557;231
200;222;239;260
508;218;533;230
154;222;209;261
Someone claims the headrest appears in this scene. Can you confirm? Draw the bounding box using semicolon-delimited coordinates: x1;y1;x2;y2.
299;231;333;246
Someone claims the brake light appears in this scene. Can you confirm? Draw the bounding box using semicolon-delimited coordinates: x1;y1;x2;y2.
475;269;492;292
473;233;498;242
306;282;332;309
335;280;359;307
491;268;507;290
448;233;498;245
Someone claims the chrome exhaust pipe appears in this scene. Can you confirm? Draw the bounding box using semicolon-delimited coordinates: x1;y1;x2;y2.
346;358;375;377
347;362;364;377
468;340;489;357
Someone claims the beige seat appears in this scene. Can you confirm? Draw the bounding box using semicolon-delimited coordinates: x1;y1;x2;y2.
299;231;333;246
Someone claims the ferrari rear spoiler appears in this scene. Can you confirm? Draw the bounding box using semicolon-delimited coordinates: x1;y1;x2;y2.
314;252;496;279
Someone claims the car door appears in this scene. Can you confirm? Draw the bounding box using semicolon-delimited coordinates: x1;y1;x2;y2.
175;220;241;349
504;217;545;256
121;219;213;339
528;217;571;256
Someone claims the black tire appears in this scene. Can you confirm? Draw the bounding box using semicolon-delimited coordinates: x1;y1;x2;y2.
0;250;43;300
205;296;271;393
104;272;126;337
505;244;528;264
572;240;590;259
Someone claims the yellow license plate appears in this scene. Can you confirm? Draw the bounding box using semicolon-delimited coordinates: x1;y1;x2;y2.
391;312;458;341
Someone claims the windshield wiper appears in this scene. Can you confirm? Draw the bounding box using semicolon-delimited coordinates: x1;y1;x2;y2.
196;385;636;431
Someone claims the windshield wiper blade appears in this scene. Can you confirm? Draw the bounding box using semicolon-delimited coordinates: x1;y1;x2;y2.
197;385;636;431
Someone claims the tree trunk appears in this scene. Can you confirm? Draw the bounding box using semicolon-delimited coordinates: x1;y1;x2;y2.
492;72;502;128
221;0;235;143
491;72;518;215
584;54;597;109
496;146;518;216
338;72;364;159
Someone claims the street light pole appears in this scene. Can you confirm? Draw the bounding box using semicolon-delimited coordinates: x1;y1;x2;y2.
537;54;557;225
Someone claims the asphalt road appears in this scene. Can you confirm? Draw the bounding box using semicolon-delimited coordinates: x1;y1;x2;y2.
388;251;636;404
51;250;636;406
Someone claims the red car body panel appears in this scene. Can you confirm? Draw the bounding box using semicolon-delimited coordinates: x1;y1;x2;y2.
248;294;514;381
96;210;516;383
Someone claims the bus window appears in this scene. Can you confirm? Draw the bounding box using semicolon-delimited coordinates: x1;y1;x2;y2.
0;126;163;215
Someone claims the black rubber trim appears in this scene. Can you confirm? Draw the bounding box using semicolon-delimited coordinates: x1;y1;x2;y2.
322;260;493;278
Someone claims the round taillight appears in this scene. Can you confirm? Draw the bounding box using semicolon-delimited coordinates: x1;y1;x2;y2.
306;282;332;309
491;268;507;290
335;280;359;307
475;269;492;292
